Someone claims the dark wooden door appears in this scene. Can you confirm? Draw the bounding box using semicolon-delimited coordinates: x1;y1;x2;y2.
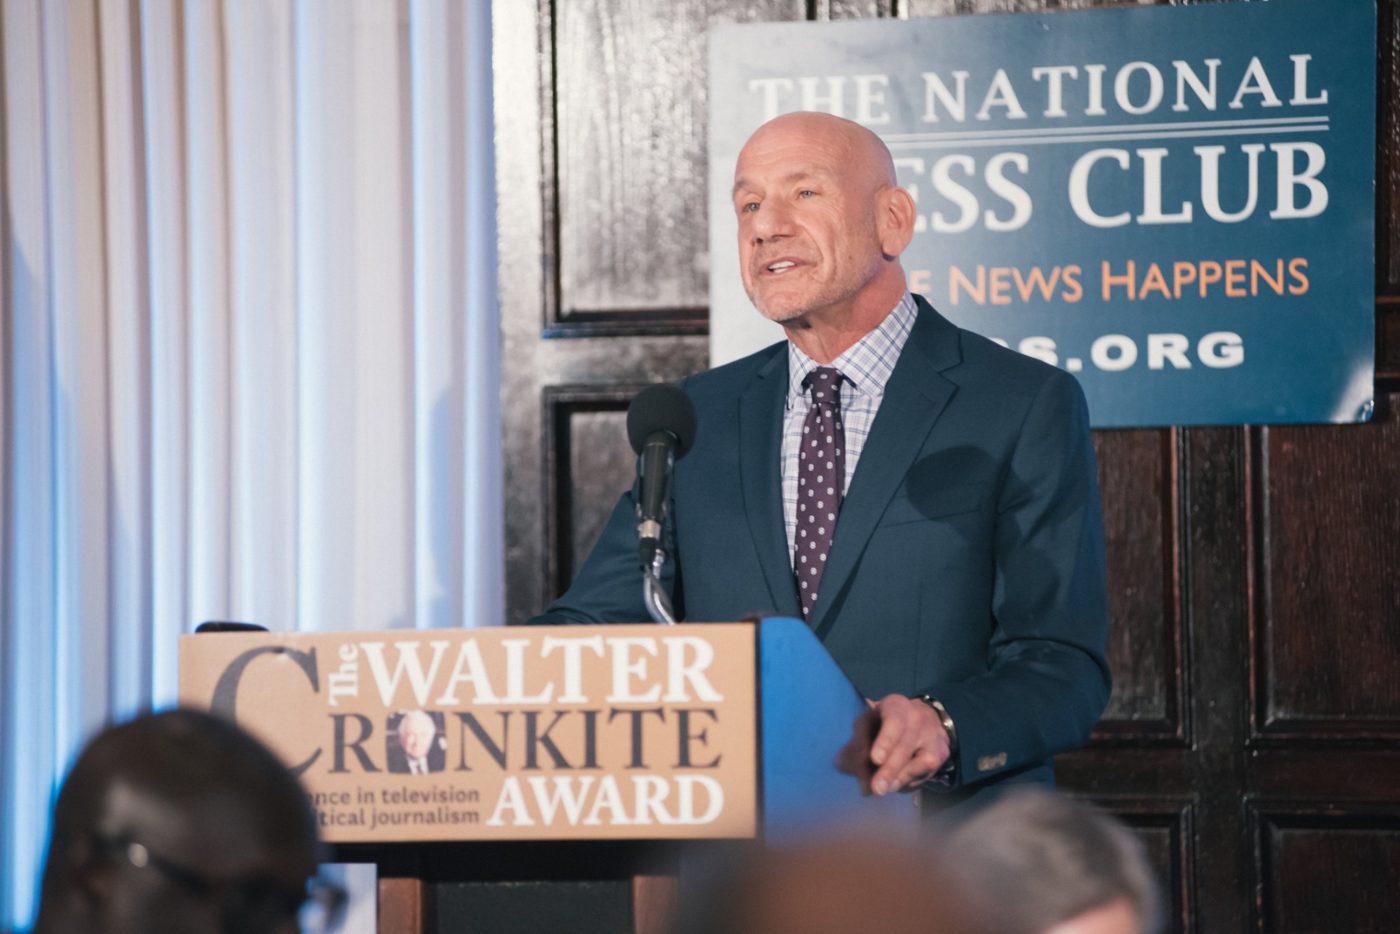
493;2;1400;930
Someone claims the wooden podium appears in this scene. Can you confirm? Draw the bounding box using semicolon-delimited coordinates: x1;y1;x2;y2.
180;618;908;933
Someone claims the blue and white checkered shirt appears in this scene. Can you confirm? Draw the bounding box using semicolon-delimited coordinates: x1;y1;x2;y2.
782;293;918;565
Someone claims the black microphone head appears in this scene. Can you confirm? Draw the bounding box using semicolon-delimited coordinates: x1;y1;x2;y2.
626;384;698;457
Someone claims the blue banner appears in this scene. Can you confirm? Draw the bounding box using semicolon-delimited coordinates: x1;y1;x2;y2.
708;0;1376;427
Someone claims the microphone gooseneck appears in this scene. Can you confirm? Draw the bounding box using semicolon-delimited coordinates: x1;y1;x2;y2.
625;385;697;624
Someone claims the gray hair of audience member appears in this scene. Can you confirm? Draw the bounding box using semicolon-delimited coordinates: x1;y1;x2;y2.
674;832;988;934
939;788;1162;934
33;708;319;934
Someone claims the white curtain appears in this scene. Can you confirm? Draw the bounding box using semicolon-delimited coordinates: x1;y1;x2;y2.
0;0;503;924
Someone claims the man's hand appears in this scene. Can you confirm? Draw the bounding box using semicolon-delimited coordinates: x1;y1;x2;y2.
835;694;950;796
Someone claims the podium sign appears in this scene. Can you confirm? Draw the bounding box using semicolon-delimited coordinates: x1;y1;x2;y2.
179;625;758;843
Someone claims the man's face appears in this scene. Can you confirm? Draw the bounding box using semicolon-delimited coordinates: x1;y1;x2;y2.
732;119;887;326
399;713;435;760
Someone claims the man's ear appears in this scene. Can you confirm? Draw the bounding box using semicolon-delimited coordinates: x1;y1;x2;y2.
877;185;917;259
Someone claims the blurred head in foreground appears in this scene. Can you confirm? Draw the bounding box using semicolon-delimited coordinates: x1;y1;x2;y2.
678;832;985;934
33;708;321;934
941;789;1162;934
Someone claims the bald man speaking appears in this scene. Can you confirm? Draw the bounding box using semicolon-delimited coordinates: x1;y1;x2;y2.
533;112;1110;810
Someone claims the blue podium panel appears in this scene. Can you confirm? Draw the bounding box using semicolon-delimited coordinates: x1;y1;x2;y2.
757;617;912;837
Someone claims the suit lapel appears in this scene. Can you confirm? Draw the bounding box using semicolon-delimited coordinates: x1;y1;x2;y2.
739;351;803;618
811;298;962;637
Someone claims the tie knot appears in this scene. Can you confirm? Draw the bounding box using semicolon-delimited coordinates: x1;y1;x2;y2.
803;367;844;407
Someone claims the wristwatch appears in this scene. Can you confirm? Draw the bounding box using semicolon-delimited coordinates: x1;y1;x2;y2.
913;694;958;788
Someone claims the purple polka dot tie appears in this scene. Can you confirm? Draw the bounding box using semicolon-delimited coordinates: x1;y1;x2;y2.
796;366;845;622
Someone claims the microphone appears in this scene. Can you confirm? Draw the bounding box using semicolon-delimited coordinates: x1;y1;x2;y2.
626;384;697;573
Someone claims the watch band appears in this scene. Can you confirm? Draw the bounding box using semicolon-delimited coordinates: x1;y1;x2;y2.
914;694;958;787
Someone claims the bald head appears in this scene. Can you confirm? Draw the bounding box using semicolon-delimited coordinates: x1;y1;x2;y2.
35;709;318;934
738;112;899;191
731;111;915;359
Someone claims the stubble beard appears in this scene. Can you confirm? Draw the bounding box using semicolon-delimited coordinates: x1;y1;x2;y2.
745;269;849;327
745;217;886;327
747;261;880;329
752;293;814;326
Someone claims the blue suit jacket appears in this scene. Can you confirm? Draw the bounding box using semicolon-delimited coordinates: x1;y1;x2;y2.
534;297;1111;798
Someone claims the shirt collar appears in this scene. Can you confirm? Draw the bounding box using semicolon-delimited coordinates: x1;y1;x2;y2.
786;292;918;405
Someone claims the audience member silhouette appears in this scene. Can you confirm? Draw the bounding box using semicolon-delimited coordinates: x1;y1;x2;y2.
676;832;987;934
33;708;329;934
940;789;1163;934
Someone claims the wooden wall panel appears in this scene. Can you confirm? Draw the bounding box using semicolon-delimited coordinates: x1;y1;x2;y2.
543;387;641;599
1102;799;1194;934
1379;4;1399;399
567;411;634;572
903;0;1171;18
498;0;716;621
549;0;803;333
1250;394;1400;740
1091;429;1184;742
1379;2;1399;293
826;0;894;20
1381;298;1400;379
1252;806;1400;934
